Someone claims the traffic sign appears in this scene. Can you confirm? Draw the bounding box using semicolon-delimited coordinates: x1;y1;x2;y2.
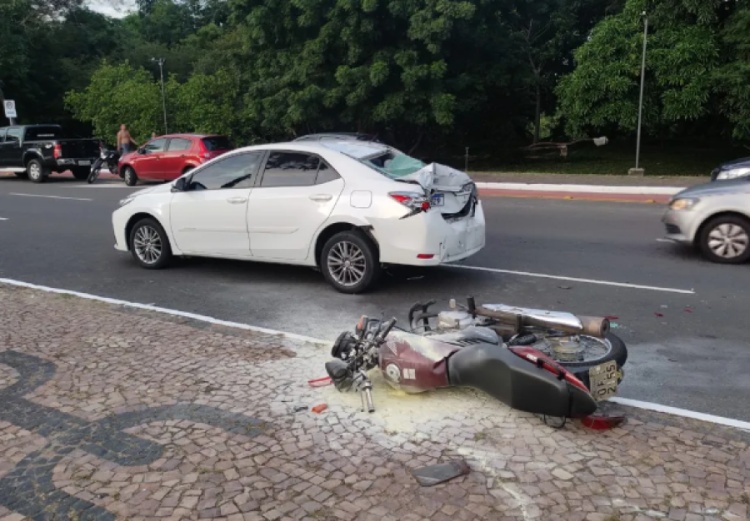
4;100;17;119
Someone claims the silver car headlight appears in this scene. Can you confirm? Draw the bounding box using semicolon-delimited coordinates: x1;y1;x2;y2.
716;167;750;180
669;197;699;211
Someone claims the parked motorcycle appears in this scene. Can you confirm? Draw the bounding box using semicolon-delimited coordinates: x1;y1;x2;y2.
324;297;627;428
87;143;120;184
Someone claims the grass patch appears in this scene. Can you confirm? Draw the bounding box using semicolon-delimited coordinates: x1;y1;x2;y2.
465;142;748;177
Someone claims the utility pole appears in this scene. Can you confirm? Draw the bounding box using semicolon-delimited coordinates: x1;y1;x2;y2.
0;81;17;125
629;11;648;176
151;58;168;134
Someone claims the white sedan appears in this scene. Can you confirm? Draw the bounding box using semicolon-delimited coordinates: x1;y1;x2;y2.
112;140;486;293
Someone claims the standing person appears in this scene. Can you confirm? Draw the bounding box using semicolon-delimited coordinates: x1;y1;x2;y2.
116;124;138;154
151;131;157;139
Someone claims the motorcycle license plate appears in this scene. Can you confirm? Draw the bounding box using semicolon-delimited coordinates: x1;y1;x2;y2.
588;360;619;401
78;160;91;166
431;193;444;206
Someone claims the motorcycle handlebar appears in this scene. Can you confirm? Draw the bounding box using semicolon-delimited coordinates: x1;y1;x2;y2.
474;305;609;337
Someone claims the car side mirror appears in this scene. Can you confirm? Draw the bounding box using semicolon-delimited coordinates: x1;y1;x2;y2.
138;147;146;154
172;177;188;192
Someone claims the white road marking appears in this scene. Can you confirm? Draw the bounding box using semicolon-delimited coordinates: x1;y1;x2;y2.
9;192;93;202
450;264;695;295
610;397;750;432
0;217;8;221
655;238;673;243
2;277;748;429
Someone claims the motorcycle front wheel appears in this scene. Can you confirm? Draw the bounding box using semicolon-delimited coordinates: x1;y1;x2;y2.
87;166;100;184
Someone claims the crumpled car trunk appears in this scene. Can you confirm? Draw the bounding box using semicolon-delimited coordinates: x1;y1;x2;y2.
399;163;477;217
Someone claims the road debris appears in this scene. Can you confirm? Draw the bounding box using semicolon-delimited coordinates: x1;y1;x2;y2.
411;460;471;487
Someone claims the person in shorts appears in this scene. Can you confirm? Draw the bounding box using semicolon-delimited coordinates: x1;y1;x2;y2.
116;124;138;154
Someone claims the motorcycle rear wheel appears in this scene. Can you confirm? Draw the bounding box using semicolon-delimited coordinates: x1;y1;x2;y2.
544;333;628;369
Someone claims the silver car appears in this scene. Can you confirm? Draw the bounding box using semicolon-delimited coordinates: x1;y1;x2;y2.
663;178;750;263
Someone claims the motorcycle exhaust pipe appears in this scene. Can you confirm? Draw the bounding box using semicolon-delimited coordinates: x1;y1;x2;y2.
476;306;610;338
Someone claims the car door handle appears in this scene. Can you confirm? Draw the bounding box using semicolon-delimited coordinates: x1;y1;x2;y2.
309;194;333;202
226;197;247;204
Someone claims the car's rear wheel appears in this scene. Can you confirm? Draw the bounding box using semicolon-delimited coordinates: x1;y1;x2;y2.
123;166;138;186
26;159;49;183
128;217;172;269
320;231;380;294
698;215;750;264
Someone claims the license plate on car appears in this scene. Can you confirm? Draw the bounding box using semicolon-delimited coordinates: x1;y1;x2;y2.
78;160;91;166
588;360;619;401
431;193;444;206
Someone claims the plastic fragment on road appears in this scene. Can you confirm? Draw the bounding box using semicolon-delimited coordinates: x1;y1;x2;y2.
605;315;619;320
308;376;332;387
654;312;664;317
411;460;471;487
311;403;328;414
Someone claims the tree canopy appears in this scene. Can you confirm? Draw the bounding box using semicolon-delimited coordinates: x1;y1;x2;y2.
2;0;748;153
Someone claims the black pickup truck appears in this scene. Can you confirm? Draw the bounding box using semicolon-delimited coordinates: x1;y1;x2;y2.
0;124;101;183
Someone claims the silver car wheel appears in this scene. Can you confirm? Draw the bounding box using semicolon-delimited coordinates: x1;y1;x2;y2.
708;223;749;259
28;162;41;181
133;225;163;265
327;241;367;287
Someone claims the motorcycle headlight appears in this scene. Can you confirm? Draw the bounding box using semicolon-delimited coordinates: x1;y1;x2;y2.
669;198;699;211
716;167;750;180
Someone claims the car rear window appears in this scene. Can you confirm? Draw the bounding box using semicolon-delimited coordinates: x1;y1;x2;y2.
361;150;426;178
25;126;63;140
202;136;231;151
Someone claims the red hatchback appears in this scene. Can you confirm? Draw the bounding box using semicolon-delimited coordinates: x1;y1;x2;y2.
118;133;232;186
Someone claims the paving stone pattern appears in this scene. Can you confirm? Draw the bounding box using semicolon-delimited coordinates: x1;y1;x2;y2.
0;284;748;521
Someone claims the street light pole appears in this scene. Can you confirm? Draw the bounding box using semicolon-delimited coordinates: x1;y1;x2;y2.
151;58;168;134
631;11;648;176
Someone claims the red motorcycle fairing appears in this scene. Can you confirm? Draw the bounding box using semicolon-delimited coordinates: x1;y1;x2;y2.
378;331;459;394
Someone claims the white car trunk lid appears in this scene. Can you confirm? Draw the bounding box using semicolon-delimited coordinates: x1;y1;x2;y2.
399;163;476;215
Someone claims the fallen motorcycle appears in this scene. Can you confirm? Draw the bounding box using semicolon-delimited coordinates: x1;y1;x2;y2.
405;298;627;397
324;297;627;428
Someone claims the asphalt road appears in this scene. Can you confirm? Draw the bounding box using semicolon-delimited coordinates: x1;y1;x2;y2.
1;174;748;421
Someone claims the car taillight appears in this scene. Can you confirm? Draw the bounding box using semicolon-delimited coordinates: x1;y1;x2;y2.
53;144;62;159
389;192;431;212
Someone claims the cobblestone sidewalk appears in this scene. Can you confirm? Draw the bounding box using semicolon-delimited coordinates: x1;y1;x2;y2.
0;284;748;521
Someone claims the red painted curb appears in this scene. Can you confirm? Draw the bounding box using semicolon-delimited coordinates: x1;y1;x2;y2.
478;188;671;204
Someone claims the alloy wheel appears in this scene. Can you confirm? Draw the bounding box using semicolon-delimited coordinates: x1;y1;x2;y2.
327;240;367;287
28;163;41;181
708;223;749;259
133;225;163;265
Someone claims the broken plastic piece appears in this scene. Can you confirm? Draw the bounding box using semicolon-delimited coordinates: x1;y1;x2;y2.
581;415;626;430
311;403;328;414
412;460;471;487
308;376;332;388
605;315;619;320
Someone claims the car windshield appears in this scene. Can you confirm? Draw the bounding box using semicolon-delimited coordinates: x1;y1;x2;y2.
202;136;231;151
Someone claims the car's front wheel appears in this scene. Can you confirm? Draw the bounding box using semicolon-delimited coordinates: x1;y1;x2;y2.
698;215;750;264
320;231;380;294
128;217;172;269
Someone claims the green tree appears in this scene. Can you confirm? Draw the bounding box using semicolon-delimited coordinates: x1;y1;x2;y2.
556;0;734;138
64;61;162;142
171;68;242;137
